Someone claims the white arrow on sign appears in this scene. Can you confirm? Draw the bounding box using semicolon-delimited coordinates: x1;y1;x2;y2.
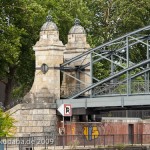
57;104;65;116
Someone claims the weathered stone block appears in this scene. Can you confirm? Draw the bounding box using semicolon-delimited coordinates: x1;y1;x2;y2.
37;121;51;126
44;115;53;120
16;127;20;133
43;126;56;132
43;109;50;114
25;127;32;132
28;121;35;126
37;109;44;114
31;127;43;132
32;115;44;121
50;119;57;126
20;127;26;133
30;133;46;136
15;133;25;137
13;110;21;115
32;109;38;114
17;121;29;127
49;109;56;115
29;110;33;114
27;115;32;121
19;115;28;121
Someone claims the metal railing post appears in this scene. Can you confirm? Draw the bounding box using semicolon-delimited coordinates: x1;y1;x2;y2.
90;52;93;97
94;135;95;147
45;136;46;149
18;137;20;150
126;36;130;96
6;137;7;150
113;135;114;146
84;136;85;147
63;135;64;149
32;136;34;150
104;135;105;147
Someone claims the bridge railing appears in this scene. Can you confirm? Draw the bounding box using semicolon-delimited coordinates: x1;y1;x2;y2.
60;80;150;98
60;83;90;98
0;134;149;149
93;80;150;96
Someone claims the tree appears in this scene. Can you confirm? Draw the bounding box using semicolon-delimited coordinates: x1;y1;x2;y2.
0;0;91;106
0;0;46;106
0;109;16;137
0;0;150;106
86;0;150;45
85;0;150;80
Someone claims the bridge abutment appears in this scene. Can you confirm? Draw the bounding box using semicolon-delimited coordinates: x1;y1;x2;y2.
10;15;65;137
9;16;91;137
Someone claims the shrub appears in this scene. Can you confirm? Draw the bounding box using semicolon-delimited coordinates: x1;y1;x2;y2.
114;144;125;150
68;138;80;149
0;109;16;137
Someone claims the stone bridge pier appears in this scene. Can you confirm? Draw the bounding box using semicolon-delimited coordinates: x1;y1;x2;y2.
8;15;90;137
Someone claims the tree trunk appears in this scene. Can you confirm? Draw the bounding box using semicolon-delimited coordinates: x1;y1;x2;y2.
4;67;15;107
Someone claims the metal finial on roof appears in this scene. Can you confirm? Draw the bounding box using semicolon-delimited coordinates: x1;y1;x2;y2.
46;10;52;22
74;18;80;25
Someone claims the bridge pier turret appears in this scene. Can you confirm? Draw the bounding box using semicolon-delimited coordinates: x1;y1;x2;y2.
9;14;65;137
61;18;91;98
25;14;65;103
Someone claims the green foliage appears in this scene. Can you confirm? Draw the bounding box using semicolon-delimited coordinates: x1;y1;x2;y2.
114;143;126;150
86;0;150;80
0;109;16;137
0;0;46;105
0;0;91;105
86;0;150;46
0;0;150;105
93;62;110;81
36;0;92;44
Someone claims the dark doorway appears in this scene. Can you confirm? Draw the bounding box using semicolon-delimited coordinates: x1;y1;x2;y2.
128;124;134;144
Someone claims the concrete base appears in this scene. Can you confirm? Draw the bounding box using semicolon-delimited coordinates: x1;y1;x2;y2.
8;103;57;137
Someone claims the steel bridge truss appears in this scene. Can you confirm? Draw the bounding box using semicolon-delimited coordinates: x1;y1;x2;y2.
60;25;150;99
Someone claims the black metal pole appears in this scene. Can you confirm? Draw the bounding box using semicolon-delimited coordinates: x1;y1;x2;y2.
18;140;20;150
94;135;95;147
45;136;46;149
113;135;114;146
84;136;85;147
63;135;64;149
32;137;34;150
104;135;105;147
6;137;7;150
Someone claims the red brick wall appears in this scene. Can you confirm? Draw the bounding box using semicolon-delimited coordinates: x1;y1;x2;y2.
58;120;150;146
64;122;139;135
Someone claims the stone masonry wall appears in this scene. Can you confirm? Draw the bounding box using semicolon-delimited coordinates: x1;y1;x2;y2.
8;103;57;137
